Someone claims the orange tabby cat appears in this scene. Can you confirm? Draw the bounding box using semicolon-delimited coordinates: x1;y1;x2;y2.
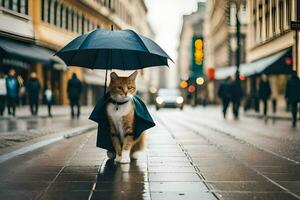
106;71;146;164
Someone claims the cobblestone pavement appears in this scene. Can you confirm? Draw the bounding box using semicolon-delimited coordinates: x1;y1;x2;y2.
0;106;299;200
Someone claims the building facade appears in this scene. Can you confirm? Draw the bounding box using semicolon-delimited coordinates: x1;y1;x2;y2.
204;0;247;102
0;0;154;105
247;0;298;99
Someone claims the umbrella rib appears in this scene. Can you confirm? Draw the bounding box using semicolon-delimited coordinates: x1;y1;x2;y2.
68;29;99;67
126;30;150;53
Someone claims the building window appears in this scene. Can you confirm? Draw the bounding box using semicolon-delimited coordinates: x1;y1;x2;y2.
60;5;65;28
258;4;263;40
71;10;74;32
65;7;69;30
265;0;270;38
47;0;52;23
286;0;291;27
54;1;58;25
1;0;28;15
81;15;85;34
272;4;276;34
76;12;80;33
41;0;45;21
279;0;284;32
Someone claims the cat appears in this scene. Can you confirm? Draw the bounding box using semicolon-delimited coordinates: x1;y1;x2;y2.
106;71;146;164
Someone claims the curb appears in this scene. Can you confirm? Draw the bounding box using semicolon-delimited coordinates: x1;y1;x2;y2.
0;124;97;164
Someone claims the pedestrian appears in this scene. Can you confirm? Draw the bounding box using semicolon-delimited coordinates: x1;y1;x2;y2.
0;72;7;116
26;72;41;116
231;72;244;120
285;70;300;128
6;69;19;116
67;73;82;118
44;84;54;117
18;79;26;106
258;74;271;121
218;76;232;119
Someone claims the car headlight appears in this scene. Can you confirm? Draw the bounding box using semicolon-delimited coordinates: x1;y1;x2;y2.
176;96;184;104
156;97;164;104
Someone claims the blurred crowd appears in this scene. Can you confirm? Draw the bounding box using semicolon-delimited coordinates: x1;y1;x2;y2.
218;71;300;127
0;69;82;118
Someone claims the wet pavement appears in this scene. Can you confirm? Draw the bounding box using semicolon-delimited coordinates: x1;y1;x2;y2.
0;114;93;150
0;106;299;199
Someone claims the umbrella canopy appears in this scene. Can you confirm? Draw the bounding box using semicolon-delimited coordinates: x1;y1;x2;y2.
55;28;173;70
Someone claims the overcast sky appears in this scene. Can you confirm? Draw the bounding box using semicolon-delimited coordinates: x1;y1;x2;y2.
144;0;204;87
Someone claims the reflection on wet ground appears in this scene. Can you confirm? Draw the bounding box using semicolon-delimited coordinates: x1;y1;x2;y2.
0;116;90;133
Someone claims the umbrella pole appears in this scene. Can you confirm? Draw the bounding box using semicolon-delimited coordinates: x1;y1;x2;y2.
103;25;114;96
104;68;108;96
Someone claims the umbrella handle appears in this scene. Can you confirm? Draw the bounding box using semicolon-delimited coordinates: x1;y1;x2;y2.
104;68;108;96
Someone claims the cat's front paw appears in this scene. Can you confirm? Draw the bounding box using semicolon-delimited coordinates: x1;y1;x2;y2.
115;155;122;162
120;156;131;164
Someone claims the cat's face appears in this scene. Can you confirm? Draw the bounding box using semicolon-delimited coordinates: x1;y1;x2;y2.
109;71;137;101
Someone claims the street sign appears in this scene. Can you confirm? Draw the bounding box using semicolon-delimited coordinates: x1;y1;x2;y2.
291;21;300;30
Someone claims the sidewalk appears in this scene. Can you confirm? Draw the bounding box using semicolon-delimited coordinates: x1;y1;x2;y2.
0;105;93;119
0;117;217;200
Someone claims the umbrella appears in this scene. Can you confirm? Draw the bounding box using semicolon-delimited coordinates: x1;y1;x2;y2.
55;27;173;94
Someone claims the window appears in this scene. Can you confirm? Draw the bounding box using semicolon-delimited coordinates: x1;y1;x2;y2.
1;0;28;15
76;12;80;33
54;1;58;25
47;0;52;23
81;15;85;34
265;0;270;38
60;5;64;28
65;7;69;30
272;4;276;34
286;0;291;26
71;10;74;32
41;0;45;21
279;0;284;31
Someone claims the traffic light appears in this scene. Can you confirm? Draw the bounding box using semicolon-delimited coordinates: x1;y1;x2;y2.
194;39;203;65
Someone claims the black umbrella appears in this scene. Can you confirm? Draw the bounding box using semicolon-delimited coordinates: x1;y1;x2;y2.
55;27;173;94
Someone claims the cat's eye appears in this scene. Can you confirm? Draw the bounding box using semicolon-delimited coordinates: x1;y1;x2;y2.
117;87;122;90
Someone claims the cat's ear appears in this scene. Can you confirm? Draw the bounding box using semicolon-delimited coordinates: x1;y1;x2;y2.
110;72;118;81
129;71;138;81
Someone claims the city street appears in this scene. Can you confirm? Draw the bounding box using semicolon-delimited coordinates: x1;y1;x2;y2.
0;107;299;200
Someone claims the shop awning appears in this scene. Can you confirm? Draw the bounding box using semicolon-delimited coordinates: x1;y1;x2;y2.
215;48;293;80
0;37;63;67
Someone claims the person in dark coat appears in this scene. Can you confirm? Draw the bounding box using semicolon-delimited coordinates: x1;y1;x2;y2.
27;72;41;116
285;71;300;127
6;69;19;116
231;72;244;120
258;74;272;120
67;73;82;118
218;76;232;119
89;92;155;152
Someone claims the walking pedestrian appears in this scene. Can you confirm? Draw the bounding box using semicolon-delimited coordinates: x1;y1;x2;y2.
67;73;82;118
218;76;232;119
6;69;19;116
44;84;54;117
285;71;300;128
0;72;7;116
231;73;244;120
26;72;41;116
258;74;271;121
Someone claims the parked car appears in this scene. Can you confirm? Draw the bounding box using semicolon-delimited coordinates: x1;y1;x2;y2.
155;88;184;110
